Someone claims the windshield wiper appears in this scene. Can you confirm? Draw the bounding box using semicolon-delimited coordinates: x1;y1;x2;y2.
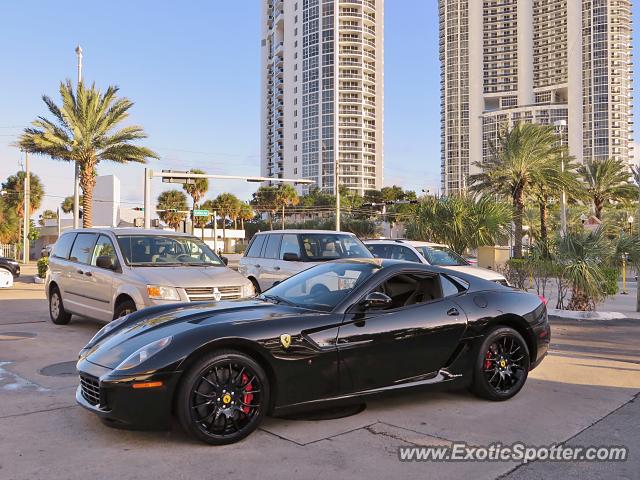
261;294;297;307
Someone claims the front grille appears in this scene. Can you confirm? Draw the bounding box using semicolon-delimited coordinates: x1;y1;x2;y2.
79;374;101;406
184;286;242;301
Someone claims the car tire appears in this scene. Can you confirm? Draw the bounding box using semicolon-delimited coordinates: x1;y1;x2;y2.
471;326;530;401
49;286;72;325
177;349;269;445
113;299;137;320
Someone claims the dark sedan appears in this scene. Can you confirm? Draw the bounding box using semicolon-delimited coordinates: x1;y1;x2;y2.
0;257;20;278
76;259;550;445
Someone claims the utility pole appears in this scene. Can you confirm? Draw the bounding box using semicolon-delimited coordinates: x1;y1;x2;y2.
73;45;83;229
554;120;568;235
22;152;30;263
335;155;340;231
57;207;61;237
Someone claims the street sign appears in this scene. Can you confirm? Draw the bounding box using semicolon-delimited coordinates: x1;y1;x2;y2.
162;170;195;185
193;209;210;217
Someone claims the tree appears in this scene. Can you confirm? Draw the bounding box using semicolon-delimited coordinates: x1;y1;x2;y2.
404;194;512;254
577;158;637;221
275;184;299;228
61;194;83;217
2;171;44;245
39;209;58;226
470;122;565;257
182;169;208;209
0;197;20;244
212;193;241;243
238;203;255;231
19;80;158;228
156;190;188;230
251;186;279;229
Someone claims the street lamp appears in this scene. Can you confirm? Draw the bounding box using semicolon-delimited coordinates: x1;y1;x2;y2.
72;45;83;229
553;119;568;235
627;215;634;234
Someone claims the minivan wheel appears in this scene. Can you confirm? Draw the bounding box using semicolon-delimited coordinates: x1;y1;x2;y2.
113;299;136;319
49;286;72;325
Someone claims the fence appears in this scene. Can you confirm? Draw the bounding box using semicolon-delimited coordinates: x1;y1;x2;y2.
0;244;18;260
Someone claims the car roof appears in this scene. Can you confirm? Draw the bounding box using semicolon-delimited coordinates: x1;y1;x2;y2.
253;229;357;236
61;228;194;237
363;239;447;248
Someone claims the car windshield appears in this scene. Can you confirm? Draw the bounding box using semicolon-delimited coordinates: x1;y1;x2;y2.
259;261;381;312
116;235;224;267
299;233;373;261
416;246;469;266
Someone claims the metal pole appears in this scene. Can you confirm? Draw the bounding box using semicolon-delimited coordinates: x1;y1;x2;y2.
560;150;567;235
281;204;285;230
143;168;151;229
73;45;83;229
213;210;218;252
22;152;30;263
57;207;61;237
335;157;340;231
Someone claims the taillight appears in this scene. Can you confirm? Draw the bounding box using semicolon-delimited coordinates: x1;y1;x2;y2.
538;295;548;306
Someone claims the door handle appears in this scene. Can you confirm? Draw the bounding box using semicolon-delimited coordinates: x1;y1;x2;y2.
255;264;261;269
447;307;459;316
77;270;84;275
85;271;92;277
274;266;281;271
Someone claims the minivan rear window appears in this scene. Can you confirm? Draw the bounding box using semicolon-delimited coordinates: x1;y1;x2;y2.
52;233;76;260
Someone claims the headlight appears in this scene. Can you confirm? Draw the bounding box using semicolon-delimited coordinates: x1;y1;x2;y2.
243;282;256;298
115;336;172;371
147;285;180;301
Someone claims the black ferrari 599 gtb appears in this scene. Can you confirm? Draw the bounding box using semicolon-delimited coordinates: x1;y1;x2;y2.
76;258;550;444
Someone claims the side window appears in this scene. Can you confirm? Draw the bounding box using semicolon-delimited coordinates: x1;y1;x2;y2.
52;233;76;259
367;244;387;258
373;273;443;310
391;245;421;263
280;234;301;259
91;235;118;267
246;235;266;258
263;234;282;259
68;233;98;264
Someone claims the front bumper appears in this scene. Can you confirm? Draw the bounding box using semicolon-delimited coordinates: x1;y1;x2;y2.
76;358;181;430
530;318;551;369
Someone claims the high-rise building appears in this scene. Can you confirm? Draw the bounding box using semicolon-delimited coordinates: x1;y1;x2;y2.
261;0;384;195
439;0;634;194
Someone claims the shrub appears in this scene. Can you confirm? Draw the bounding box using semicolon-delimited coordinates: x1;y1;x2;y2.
37;257;48;279
601;267;619;296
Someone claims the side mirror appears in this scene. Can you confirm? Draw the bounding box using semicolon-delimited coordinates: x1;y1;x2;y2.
361;291;392;310
221;256;229;266
96;255;116;270
283;252;300;262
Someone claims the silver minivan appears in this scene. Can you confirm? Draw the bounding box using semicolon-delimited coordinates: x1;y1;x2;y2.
46;228;255;324
238;229;373;292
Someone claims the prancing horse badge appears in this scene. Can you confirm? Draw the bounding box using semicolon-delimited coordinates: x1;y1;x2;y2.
280;334;292;349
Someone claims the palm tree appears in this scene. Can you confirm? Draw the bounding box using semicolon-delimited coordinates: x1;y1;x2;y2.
156;190;188;230
61;195;83;214
470;122;565;257
182;169;208;209
404;194;512;254
2;171;44;244
19;80;158;227
577;158;637;220
275;184;299;229
251;185;279;229
238;203;255;231
212;193;241;244
39;209;58;226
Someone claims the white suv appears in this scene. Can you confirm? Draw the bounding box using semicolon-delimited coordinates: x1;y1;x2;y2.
238;230;373;292
46;228;255;324
364;239;509;286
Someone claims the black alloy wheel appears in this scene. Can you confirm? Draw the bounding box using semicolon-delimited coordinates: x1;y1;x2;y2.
177;350;269;445
471;327;530;401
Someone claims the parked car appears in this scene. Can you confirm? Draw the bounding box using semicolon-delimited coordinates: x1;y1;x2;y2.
76;258;549;445
364;239;509;286
238;229;374;292
0;256;20;278
46;228;255;324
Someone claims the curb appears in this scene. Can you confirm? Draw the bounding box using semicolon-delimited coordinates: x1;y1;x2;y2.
548;308;630;321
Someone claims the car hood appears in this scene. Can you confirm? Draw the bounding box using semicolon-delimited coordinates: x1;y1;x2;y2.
440;264;505;281
82;299;300;369
129;265;251;288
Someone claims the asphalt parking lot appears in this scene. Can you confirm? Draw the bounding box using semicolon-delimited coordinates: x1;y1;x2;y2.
1;272;638;480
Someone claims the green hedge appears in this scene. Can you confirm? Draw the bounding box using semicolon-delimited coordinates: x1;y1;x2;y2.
37;257;48;279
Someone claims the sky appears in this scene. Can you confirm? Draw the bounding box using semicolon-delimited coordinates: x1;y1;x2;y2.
0;0;637;218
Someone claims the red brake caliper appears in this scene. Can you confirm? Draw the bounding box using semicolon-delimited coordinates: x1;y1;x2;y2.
484;351;493;370
241;373;253;414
